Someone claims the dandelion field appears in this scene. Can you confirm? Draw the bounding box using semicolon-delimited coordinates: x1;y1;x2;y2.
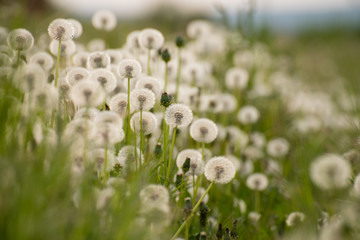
1;3;360;240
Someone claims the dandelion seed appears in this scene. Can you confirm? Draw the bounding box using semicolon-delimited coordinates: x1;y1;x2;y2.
89;68;117;93
48;18;74;41
71;80;105;107
30;85;59;111
105;49;123;65
94;124;124;147
15;64;47;92
109;93;131;118
225;68;249;90
186;20;213;39
92;10;117;32
165;103;193;128
130;111;157;135
74;107;99;121
176;149;203;176
204;156;235;184
135;76;162;97
266;138;289;158
286;212;306;227
138;28;164;50
87;38;106;52
95;111;123;128
49;39;76;57
118;59;142;79
87;51;111;70
117;145;143;171
246;173;269;191
126;31;141;50
219;93;237;113
29;52;54;71
183;62;206;85
248;211;261;224
67;18;83;39
237;105;260;124
66;67;89;86
310;154;351;190
190;118;218;143
130;88;155;111
140;184;169;206
7;28;34;50
250;132;266;148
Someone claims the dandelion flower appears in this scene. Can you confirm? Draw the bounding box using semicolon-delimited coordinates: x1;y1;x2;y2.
183;62;206;85
310;154;351;190
219;93;237;113
190;118;218;143
30;85;59;111
266;138;289;158
286;212;306;227
138;28;164;50
92;10;117;32
73;52;89;67
226;155;242;171
225;68;249;90
105;49;122;65
246;173;269;191
204;156;235;184
117;145;143;171
186;20;212;39
66;67;89;86
140;184;169;206
64;118;97;140
67;18;83;39
7;28;34;50
89;68;116;93
248;211;261;224
109;93;132;118
135;76;162;97
29;52;54;71
176;149;204;176
87;38;106;52
48;18;74;41
71;80;105;107
15;64;47;92
250;132;266;148
49;39;76;56
130;88;155;111
118;59;142;79
165;103;193;128
94;111;123;128
87;51;111;70
94;124;124;147
126;31;141;49
74;107;99;121
237;105;260;124
130;111;158;135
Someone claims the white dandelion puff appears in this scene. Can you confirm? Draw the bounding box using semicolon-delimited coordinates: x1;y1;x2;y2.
118;59;142;79
117;145;143;171
286;212;306;227
73;52;90;67
140;184;169;206
109;93;133;118
237;105;260;124
186;20;213;39
176;149;204;176
94;111;123;128
66;67;89;86
135;76;162;97
67;18;83;39
267;138;290;158
165;103;193;128
204;156;235;184
7;28;34;51
246;173;269;191
138;28;164;50
190;118;218;143
89;68;117;93
48;18;74;41
92;10;117;32
130;88;155;111
225;68;249;90
126;31;141;49
71;80;105;107
310;154;351;190
29;52;54;71
105;49;123;65
87;51;111;70
94;124;124;147
49;39;76;57
15;64;47;92
74;107;99;121
87;38;106;52
130;111;158;135
250;132;266;148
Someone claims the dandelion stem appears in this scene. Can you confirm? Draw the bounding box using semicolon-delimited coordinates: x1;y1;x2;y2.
164;62;168;91
16;49;21;66
170;181;214;240
255;191;260;213
147;49;151;76
126;77;131;144
139;109;143;168
175;48;182;102
166;126;177;186
55;38;62;88
162;120;169;178
103;145;108;183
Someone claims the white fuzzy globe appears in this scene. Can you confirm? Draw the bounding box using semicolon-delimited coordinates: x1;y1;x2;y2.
189;118;218;143
204;156;235;184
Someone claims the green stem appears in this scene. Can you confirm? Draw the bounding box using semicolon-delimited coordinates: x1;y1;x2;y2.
103;145;108;183
55;38;62;88
162;120;169;178
185;221;190;240
16;49;21;66
165;126;177;186
170;182;214;240
139;109;143;168
126;77;131;144
175;48;182;102
164;62;168;91
255;191;260;213
147;49;151;76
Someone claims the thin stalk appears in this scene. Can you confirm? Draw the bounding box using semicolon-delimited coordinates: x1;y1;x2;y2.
164;62;168;91
139;109;143;168
55;39;62;88
134;134;138;171
103;145;108;183
83;107;89;163
126;77;131;144
170;181;214;240
255;191;260;213
175;48;182;102
147;49;152;76
162;120;169;177
185;222;190;240
16;49;21;66
165;126;177;186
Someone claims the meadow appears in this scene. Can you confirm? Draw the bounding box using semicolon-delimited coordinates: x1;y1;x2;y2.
1;3;360;240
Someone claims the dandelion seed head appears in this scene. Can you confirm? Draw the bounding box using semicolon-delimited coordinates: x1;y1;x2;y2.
74;107;99;121
190;118;218;143
135;76;162;97
109;93;131;118
105;49;122;65
286;212;306;227
48;18;74;41
310;154;351;190
94;124;124;146
250;132;266;148
66;67;89;86
176;149;204;176
30;85;59;111
95;111;123;128
0;53;11;67
138;28;164;50
67;18;83;39
126;31;141;49
267;138;290;158
204;156;235;184
226;126;249;149
87;38;106;52
226;155;242;171
246;173;269;191
237;105;260;124
219;93;237;113
87;51;111;70
130;111;158;135
92;10;117;31
117;145;143;171
183;63;206;85
186;20;213;39
243;146;264;160
64;118;97;141
71;80;105;107
29;52;54;72
73;52;90;67
118;59;142;79
7;28;34;51
89;68;116;93
140;184;169;206
15;64;47;93
248;211;261;223
91;148;116;172
49;39;76;56
225;68;249;90
130;88;155;111
165;103;193;128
